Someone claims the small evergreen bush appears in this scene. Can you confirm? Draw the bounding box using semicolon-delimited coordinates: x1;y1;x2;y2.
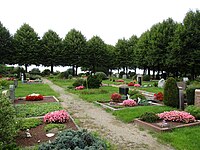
38;129;107;150
0;96;17;149
95;72;107;80
84;75;102;89
42;69;51;76
163;77;179;108
143;75;150;81
186;86;200;105
73;78;85;87
185;105;200;120
140;112;159;123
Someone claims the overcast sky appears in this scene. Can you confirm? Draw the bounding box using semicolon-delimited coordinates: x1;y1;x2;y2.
0;0;199;45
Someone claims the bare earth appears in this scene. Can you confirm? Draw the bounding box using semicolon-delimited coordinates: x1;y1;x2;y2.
44;79;173;150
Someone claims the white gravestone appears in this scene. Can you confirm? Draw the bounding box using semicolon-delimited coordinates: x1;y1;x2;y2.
183;77;189;82
158;78;165;88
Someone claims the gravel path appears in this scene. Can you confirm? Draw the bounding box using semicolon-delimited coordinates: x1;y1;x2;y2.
44;79;173;150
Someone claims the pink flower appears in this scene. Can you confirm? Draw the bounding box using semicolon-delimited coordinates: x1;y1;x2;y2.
134;84;140;87
122;99;137;107
44;110;70;123
75;86;84;90
157;110;196;123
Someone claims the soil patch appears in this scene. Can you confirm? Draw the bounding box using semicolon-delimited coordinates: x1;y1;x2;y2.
16;117;78;147
134;119;200;132
14;96;58;104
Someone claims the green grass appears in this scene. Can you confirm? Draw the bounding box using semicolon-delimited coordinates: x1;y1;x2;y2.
50;78;75;89
15;102;63;117
113;106;174;123
157;126;200;150
139;87;163;93
15;82;59;97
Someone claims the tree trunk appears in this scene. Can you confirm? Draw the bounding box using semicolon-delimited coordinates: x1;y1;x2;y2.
72;65;75;76
50;64;54;74
148;68;150;76
153;68;155;79
25;64;28;73
75;66;78;76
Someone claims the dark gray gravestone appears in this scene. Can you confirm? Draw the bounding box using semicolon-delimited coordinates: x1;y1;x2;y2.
119;86;129;95
138;77;142;85
179;88;184;110
9;85;15;102
14;79;18;88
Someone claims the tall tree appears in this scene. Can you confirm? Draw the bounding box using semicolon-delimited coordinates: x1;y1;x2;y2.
13;23;40;72
0;22;13;64
63;29;87;76
182;10;200;79
85;36;108;73
41;30;62;73
115;38;133;75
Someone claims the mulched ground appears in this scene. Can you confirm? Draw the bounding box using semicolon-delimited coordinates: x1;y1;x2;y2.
14;96;58;104
16;118;78;147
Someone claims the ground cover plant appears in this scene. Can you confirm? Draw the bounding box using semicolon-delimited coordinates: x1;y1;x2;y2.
15;82;59;97
113;106;174;123
16;118;42;130
15;103;63;118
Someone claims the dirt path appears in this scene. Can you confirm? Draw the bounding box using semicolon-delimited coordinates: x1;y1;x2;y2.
44;79;173;150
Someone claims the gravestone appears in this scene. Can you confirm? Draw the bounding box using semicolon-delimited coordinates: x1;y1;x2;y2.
116;73;119;78
137;74;143;85
195;89;200;107
122;74;127;79
183;77;189;82
179;87;184;110
158;78;165;88
9;85;15;102
177;82;186;90
14;79;18;88
21;73;24;83
119;86;129;95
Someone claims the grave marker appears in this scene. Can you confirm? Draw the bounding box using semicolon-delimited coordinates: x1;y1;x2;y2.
195;89;200;107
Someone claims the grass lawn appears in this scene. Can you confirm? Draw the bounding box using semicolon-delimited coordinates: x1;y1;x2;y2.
156;126;200;150
138;87;163;93
113;105;175;123
15;82;59;97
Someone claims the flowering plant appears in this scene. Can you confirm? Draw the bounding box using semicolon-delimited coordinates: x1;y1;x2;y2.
116;79;124;82
154;92;163;101
128;82;135;86
44;110;70;123
157;110;196;123
122;99;137;107
111;93;121;102
75;85;84;90
134;84;140;87
25;93;43;101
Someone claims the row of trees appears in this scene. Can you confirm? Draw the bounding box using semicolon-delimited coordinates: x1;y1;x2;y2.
0;10;199;78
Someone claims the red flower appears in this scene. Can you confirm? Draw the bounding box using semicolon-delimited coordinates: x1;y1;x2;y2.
25;94;43;101
154;92;163;101
128;82;135;86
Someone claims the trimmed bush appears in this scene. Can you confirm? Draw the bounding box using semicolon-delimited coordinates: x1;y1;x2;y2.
41;69;51;76
95;72;107;80
84;75;102;89
140;112;159;123
186;86;200;105
72;78;85;87
0;96;17;149
143;75;150;81
185;105;200;120
38;129;107;150
163;77;179;108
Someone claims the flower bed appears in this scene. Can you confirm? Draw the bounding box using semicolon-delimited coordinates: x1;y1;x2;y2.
25;93;43;101
44;110;70;123
154;92;163;101
122;99;137;107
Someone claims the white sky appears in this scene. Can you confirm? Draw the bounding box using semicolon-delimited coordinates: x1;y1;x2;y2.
0;0;199;46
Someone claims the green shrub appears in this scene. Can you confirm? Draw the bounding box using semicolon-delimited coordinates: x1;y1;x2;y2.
0;79;8;88
72;78;85;87
57;71;69;79
143;75;150;81
140;112;159;123
119;71;125;78
84;75;102;89
132;75;137;80
44;124;66;132
130;93;146;100
0;96;17;149
42;69;51;76
153;82;158;87
163;77;179;108
128;89;139;96
186;86;200;105
95;72;107;80
185;105;200;119
68;74;73;79
38;129;107;150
